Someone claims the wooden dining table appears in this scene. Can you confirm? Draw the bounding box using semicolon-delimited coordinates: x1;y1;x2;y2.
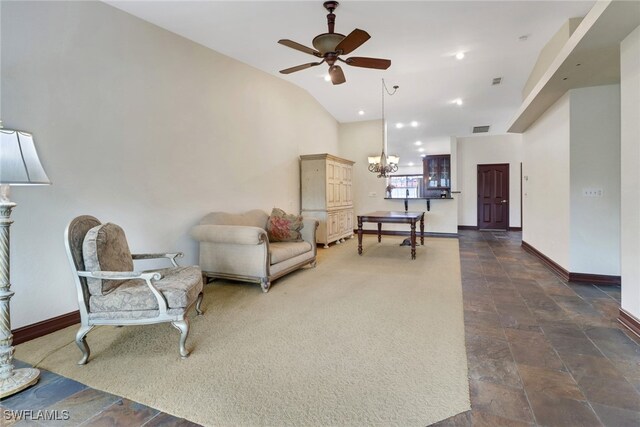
356;211;425;259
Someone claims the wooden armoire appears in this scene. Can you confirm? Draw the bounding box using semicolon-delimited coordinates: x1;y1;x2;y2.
300;154;355;248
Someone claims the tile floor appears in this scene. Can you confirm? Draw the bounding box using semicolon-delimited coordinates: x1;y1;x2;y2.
435;230;640;427
3;230;639;426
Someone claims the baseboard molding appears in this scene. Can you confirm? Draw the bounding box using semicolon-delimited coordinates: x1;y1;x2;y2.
568;272;621;286
458;225;521;231
521;240;570;281
354;229;458;238
13;310;80;345
521;241;621;285
619;308;640;339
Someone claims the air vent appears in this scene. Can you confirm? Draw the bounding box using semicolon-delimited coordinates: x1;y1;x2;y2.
473;125;490;133
492;77;502;85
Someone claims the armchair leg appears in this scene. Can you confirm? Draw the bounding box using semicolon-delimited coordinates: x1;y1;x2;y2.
171;319;190;358
260;278;271;293
75;324;94;365
195;292;204;316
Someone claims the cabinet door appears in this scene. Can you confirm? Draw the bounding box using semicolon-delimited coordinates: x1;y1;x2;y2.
338;164;347;206
342;165;353;206
439;156;450;188
425;157;439;188
327;212;338;238
338;210;347;234
345;209;353;233
423;155;451;189
326;161;337;207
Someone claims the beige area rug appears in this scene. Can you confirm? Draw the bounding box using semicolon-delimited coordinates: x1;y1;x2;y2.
17;236;470;426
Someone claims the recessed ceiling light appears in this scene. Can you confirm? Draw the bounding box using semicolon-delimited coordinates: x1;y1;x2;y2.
410;121;419;127
396;123;404;129
418;148;425;152
455;52;465;60
408;162;414;166
453;98;463;106
414;141;422;146
358;110;365;116
324;74;331;82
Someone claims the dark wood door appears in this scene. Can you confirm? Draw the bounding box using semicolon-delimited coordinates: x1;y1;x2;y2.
477;164;509;230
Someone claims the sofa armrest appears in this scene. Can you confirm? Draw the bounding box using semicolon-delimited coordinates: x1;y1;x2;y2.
190;224;268;245
300;218;319;248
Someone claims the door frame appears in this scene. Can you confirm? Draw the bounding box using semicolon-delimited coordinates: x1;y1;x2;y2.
477;163;510;231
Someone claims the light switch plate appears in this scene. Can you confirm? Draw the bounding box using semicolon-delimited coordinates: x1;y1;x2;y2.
583;188;603;197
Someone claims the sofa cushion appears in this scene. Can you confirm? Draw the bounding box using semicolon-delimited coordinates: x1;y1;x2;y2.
83;223;134;296
89;266;203;312
269;241;312;265
200;210;269;229
266;208;304;242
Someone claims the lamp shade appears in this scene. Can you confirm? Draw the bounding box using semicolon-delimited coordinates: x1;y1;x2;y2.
387;155;400;165
0;129;50;185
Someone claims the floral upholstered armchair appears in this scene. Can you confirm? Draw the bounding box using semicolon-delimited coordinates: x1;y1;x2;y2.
64;215;204;364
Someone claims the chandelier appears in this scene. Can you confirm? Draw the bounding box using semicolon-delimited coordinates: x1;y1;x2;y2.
368;78;399;178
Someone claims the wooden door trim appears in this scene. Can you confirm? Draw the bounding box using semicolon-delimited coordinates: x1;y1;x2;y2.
477;163;510;231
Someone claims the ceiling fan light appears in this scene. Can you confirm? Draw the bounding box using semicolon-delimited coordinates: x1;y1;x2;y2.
312;33;345;54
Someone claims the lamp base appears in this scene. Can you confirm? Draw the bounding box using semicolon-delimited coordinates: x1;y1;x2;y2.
0;367;40;399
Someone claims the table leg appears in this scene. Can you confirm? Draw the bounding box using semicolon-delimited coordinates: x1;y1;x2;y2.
410;220;416;260
377;223;382;243
357;217;363;255
420;214;425;245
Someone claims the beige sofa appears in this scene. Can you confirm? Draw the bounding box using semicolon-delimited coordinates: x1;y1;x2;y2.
190;210;318;292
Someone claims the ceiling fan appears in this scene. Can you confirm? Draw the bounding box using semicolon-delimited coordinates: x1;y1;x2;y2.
278;1;391;85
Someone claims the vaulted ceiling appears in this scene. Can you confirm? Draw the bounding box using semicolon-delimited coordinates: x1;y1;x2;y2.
107;0;595;165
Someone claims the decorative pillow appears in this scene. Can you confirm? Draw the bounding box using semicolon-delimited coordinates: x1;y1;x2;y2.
266;208;304;242
83;223;134;296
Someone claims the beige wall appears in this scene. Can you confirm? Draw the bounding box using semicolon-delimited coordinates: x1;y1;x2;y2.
456;134;523;228
621;25;640;319
522;17;583;100
523;85;621;276
569;84;620;275
523;93;572;270
1;1;339;328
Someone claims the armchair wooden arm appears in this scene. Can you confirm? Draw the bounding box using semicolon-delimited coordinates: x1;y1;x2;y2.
132;252;184;267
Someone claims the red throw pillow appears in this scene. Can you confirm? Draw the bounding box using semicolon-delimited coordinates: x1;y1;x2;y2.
267;208;304;242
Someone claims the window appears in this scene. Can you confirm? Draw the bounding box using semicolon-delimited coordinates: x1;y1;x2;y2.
386;175;423;198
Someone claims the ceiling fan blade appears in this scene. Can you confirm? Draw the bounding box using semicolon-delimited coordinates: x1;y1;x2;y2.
329;65;346;85
335;29;370;55
278;39;321;57
345;57;391;70
279;61;324;74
